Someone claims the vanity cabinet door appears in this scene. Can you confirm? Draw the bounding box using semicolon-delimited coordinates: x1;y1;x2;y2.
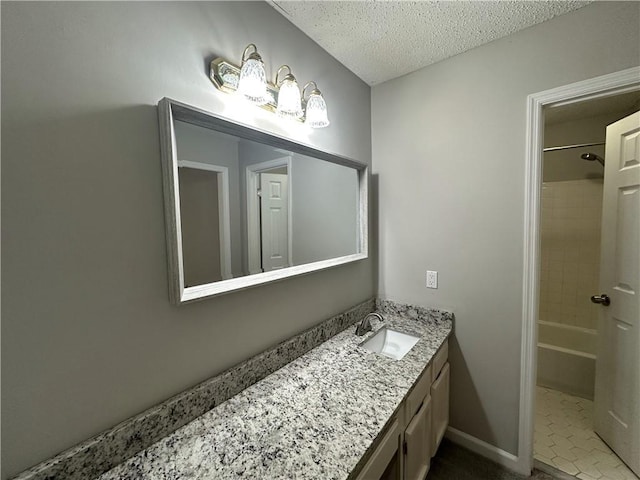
404;395;432;480
356;418;401;480
430;362;450;457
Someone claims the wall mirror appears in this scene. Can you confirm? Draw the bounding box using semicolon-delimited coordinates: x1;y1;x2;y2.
158;98;368;304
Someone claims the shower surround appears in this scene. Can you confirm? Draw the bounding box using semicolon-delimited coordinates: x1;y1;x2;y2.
537;178;603;399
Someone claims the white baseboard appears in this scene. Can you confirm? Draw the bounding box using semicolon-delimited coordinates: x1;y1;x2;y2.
445;426;529;475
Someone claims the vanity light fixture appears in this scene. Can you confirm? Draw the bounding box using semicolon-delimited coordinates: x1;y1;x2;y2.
302;81;330;128
275;65;303;119
237;44;268;105
209;44;329;128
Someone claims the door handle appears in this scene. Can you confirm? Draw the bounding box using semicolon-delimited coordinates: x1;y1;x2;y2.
591;294;610;306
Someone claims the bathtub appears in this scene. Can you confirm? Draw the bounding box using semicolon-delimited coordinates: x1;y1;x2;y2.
537;320;597;400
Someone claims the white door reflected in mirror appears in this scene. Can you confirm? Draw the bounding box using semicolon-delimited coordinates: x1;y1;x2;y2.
259;171;290;272
245;157;292;275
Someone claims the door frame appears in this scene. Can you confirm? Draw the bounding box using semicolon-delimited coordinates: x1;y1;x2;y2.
246;156;293;275
177;160;232;280
518;66;640;475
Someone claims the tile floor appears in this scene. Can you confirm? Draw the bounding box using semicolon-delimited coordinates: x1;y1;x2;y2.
535;386;639;480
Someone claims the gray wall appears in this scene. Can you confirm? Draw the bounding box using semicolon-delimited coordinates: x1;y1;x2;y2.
372;1;639;455
0;2;372;478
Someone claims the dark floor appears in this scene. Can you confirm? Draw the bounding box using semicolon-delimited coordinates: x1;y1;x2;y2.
426;439;562;480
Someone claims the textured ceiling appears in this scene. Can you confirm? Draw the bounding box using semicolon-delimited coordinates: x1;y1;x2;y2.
270;1;592;85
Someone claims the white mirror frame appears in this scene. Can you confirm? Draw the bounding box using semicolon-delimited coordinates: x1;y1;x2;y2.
158;98;369;304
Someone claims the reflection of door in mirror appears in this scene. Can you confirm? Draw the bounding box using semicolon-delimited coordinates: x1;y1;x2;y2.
260;170;289;272
246;158;292;274
177;162;232;286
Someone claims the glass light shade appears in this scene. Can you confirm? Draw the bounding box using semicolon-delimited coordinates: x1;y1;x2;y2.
238;58;268;105
305;92;330;128
221;72;239;89
276;78;303;119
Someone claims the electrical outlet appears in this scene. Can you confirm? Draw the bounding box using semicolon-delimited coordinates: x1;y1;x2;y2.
426;271;438;289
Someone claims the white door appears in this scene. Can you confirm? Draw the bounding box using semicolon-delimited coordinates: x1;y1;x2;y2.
260;173;289;272
594;111;640;476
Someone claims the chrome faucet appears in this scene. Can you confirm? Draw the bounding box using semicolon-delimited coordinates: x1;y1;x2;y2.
355;312;383;336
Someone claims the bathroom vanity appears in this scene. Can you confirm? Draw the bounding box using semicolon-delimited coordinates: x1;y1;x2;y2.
11;300;451;480
95;307;451;480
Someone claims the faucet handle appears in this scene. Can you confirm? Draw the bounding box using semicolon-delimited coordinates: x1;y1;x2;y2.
355;312;380;336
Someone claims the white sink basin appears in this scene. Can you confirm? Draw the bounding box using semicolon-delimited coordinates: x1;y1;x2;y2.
360;327;420;360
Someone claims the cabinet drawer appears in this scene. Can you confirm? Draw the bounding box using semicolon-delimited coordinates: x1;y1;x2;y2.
405;363;432;420
431;362;450;457
431;340;448;383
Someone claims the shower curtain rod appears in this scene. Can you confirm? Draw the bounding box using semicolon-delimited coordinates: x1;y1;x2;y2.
543;142;605;152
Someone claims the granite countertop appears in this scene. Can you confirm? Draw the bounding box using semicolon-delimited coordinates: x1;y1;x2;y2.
98;312;452;480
